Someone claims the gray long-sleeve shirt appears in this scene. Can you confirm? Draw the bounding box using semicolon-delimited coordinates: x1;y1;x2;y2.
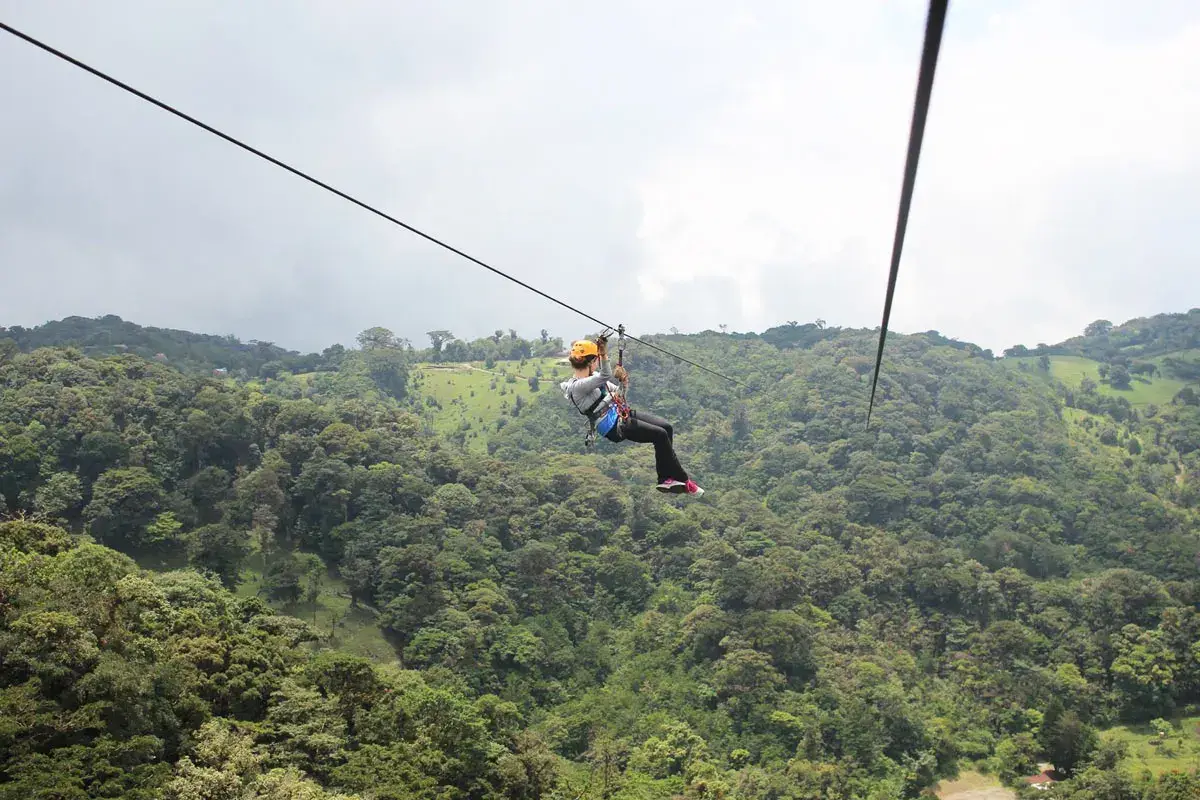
560;358;620;421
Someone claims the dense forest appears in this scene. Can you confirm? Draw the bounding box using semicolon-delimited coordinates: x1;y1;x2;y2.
0;317;566;380
1;310;1199;799
0;315;302;377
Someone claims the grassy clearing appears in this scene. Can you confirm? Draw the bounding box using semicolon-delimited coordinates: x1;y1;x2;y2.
412;357;566;450
133;547;397;664
1100;716;1200;776
235;552;398;664
933;770;1014;800
1008;355;1188;406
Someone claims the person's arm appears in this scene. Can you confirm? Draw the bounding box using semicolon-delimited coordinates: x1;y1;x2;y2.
596;336;612;376
598;339;630;394
598;363;622;395
571;372;611;393
598;345;623;394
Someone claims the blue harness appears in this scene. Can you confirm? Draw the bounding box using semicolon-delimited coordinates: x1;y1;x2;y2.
596;404;619;437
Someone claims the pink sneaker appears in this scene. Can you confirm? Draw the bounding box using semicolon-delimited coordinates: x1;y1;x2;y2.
685;480;704;496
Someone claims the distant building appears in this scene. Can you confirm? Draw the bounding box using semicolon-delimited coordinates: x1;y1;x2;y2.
213;368;228;377
1023;770;1057;790
154;353;168;362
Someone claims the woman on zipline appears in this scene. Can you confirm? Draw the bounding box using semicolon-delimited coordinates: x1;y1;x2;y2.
560;335;703;496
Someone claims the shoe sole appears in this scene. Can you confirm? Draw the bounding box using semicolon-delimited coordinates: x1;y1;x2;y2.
656;483;688;493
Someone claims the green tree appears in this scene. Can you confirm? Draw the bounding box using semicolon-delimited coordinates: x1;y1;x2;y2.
1150;718;1173;740
1038;698;1097;776
0;336;17;364
146;511;184;545
595;547;652;611
296;552;326;604
993;733;1039;783
363;348;409;401
426;330;454;360
76;430;129;482
496;731;560;800
429;482;479;526
356;326;400;351
1110;624;1177;718
34;472;83;522
84;467;165;548
1145;771;1200;799
0;610;100;692
263;556;305;604
0;428;40;513
187;523;250;588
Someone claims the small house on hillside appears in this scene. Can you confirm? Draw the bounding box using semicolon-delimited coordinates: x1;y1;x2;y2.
1023;770;1057;790
212;368;228;377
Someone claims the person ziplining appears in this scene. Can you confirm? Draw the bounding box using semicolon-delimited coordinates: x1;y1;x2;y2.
560;329;703;496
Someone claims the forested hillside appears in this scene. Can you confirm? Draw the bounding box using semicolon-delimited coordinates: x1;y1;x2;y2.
0;317;566;380
1004;309;1200;409
0;315;304;376
1012;309;1200;364
2;312;1200;799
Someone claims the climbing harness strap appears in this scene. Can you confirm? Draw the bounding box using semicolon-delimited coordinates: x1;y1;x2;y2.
570;383;609;448
568;384;608;417
573;325;632;448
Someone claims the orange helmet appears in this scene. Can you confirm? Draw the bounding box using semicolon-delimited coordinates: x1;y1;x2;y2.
570;339;599;359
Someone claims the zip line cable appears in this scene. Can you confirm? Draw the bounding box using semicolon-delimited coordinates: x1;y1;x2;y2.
0;20;745;389
866;0;948;424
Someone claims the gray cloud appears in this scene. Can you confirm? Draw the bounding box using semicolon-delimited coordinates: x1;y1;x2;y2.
2;0;1198;355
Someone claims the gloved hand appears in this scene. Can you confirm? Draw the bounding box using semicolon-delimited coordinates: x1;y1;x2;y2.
595;336;608;358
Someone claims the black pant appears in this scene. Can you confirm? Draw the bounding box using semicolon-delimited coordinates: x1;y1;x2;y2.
604;409;688;484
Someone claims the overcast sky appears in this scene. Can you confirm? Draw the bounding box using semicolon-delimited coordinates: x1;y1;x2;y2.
1;1;1198;354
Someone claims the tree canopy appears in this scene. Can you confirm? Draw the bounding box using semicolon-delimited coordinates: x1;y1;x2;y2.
1;310;1198;798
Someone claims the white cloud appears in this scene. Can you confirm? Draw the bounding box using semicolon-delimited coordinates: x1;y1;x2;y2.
629;1;1200;351
0;0;1196;352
